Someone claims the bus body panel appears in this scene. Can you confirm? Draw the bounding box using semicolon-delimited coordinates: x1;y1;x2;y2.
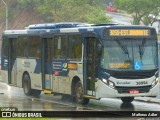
30;73;42;90
45;74;52;90
1;70;8;83
55;76;70;94
16;58;43;90
110;76;156;87
52;63;83;94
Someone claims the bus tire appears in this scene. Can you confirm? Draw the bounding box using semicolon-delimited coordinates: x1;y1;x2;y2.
74;81;89;105
121;97;134;103
32;89;41;97
22;74;32;96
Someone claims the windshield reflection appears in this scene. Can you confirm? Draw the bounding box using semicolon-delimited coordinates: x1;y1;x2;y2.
101;38;157;71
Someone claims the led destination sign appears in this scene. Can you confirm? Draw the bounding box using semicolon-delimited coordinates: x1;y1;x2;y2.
110;29;149;36
109;63;130;69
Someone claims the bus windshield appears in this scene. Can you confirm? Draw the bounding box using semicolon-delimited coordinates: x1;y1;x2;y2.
101;38;158;71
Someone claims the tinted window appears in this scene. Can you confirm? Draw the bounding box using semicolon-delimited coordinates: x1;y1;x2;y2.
45;38;52;61
11;38;17;59
53;35;67;59
68;35;82;60
3;37;8;57
18;36;28;57
29;36;41;58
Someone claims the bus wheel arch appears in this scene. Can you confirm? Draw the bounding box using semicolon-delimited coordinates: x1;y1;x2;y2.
71;76;80;95
22;72;32;96
71;76;89;105
22;72;41;97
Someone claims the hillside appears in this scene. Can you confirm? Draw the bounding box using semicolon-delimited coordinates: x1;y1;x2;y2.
0;0;110;51
0;10;45;50
0;9;45;38
11;10;45;30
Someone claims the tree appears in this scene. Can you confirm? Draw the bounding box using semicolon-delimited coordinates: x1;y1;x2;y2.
1;0;111;27
86;6;111;24
34;0;111;23
115;0;160;26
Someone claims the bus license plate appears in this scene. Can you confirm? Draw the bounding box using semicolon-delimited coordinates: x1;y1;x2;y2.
129;89;139;94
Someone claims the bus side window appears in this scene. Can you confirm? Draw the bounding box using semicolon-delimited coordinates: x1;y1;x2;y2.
24;47;28;57
29;36;41;58
45;38;52;61
36;49;40;59
18;36;28;58
3;37;8;58
53;35;67;59
68;35;82;60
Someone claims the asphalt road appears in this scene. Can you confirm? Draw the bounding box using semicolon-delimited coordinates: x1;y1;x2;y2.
106;11;159;33
0;82;160;112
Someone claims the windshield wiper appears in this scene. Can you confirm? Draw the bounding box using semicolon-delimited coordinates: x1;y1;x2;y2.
116;40;128;54
116;39;131;61
139;39;146;60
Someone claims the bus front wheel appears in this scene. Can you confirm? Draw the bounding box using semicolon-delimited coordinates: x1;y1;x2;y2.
121;97;134;103
74;81;89;105
23;74;32;96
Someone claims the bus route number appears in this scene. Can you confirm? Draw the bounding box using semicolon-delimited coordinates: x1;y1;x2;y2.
110;29;149;36
136;81;148;85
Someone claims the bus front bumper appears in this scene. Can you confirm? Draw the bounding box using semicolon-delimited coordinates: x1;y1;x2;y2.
95;80;159;99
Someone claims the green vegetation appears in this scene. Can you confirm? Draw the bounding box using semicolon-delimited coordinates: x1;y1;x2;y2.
0;0;111;25
115;0;160;26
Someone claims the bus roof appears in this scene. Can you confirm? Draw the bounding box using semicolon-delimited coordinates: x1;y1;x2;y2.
26;22;84;29
26;22;119;29
3;24;156;36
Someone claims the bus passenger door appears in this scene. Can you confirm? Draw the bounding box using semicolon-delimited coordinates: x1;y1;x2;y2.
84;37;98;96
8;38;17;85
42;38;52;93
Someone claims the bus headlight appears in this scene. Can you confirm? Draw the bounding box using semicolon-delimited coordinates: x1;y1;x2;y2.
102;78;108;84
101;78;115;89
108;81;115;88
152;78;159;88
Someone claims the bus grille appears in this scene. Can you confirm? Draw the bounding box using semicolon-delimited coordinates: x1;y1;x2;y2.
105;69;157;79
115;86;151;94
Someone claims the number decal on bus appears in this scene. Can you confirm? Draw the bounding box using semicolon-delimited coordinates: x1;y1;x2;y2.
136;81;148;85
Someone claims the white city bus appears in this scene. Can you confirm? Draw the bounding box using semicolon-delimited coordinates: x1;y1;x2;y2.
1;23;159;104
